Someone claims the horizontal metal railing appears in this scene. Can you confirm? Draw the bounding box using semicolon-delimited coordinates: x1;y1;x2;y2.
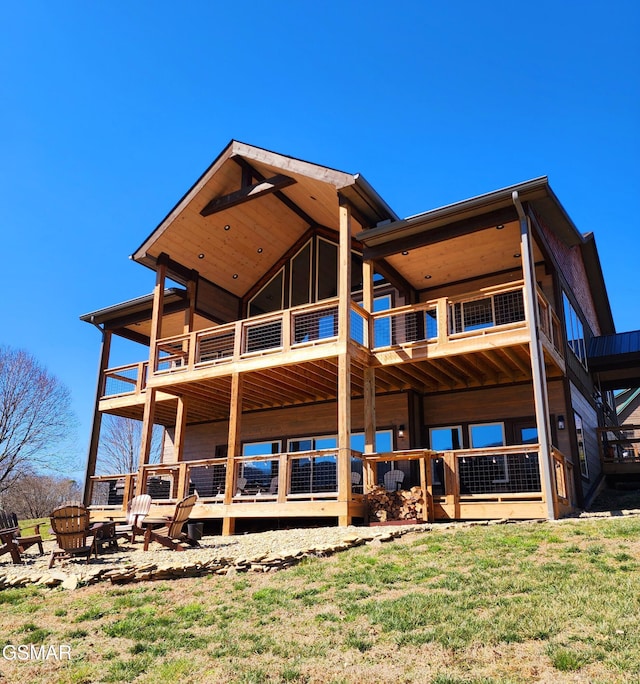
102;362;148;397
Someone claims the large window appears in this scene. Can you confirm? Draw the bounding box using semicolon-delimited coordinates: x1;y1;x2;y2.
248;236;368;317
563;292;587;368
239;441;281;493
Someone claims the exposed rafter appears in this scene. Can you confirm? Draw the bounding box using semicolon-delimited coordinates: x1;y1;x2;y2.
232;157;318;227
200;174;296;217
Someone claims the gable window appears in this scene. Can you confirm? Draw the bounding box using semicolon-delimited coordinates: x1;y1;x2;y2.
562;292;587;368
249;269;284;317
248;236;371;318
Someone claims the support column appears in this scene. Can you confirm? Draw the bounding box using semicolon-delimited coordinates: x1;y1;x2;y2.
83;328;112;506
515;193;556;520
174;397;188;462
362;258;376;491
337;199;352;524
223;372;243;535
136;256;167;495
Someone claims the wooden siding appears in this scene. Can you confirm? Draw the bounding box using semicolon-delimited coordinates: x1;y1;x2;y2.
537;215;601;336
570;381;601;484
163;393;410;463
423;381;573;456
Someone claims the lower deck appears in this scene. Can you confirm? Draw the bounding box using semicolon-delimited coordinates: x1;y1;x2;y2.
88;445;575;529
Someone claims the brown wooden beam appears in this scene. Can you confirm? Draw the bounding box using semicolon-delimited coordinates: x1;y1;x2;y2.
233;157;317;227
200;174;296;217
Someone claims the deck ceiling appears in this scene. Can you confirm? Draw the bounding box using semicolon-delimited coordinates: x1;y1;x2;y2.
384;221;544;291
101;343;564;427
132;143;379;299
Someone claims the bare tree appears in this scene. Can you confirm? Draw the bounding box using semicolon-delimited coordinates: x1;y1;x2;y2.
97;415;162;474
0;346;76;493
1;474;82;518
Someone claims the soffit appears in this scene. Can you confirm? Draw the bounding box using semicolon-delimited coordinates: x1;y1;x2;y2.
131;142;380;298
383;221;544;290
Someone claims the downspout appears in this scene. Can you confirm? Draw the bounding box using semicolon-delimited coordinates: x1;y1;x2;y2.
512;191;556;520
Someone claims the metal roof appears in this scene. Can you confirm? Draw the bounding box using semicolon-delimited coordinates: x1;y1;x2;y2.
588;330;640;390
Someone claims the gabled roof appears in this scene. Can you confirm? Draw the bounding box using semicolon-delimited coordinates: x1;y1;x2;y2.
130;140;398;295
357;176;615;335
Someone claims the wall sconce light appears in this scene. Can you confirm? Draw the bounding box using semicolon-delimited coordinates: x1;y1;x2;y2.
398;425;405;439
557;415;566;430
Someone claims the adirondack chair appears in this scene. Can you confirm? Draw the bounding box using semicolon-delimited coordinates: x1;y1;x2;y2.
143;494;198;552
49;503;119;568
0;510;44;564
383;469;405;492
115;494;151;543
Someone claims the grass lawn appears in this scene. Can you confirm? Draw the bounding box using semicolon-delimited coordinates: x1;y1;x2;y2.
1;515;639;683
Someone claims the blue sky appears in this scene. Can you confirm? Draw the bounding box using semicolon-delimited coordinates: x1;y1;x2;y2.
1;1;638;479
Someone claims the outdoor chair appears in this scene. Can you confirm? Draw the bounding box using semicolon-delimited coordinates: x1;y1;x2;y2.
269;476;278;494
143;494;199;552
236;476;247;495
0;510;44;564
115;494;151;543
383;469;405;492
49;504;119;568
49;504;96;568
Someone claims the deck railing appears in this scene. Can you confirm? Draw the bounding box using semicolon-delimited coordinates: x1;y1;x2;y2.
153;299;340;375
99;282;563;397
597;425;640;470
89;445;573;521
537;288;563;355
102;362;148;397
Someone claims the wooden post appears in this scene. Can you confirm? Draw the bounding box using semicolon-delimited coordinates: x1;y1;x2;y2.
362;258;376;495
83;328;112;506
443;451;460;518
277;453;287;504
515;195;555;520
136;257;167;495
173;396;188;464
223;372;243;535
337;198;352;524
185;276;197;369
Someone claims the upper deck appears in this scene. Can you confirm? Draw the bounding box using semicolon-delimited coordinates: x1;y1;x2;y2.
98;280;564;425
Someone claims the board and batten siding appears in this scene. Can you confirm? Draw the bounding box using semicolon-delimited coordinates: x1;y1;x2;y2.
162;393;410;462
570;381;601;485
423;381;573;457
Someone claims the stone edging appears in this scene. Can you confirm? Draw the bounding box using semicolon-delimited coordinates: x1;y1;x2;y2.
2;508;639;591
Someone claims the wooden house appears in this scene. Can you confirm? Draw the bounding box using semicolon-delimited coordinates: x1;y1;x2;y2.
82;141;631;532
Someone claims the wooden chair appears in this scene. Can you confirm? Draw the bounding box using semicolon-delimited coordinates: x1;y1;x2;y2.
0;510;44;564
383;469;405;492
115;494;151;543
49;504;104;568
143;494;198;552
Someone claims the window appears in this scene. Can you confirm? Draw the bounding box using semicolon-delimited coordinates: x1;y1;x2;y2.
249;236;382;319
290;242;312;307
562;292;587;368
469;422;508;483
240;441;281;493
248;269;284;317
429;426;463;487
574;411;589;478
